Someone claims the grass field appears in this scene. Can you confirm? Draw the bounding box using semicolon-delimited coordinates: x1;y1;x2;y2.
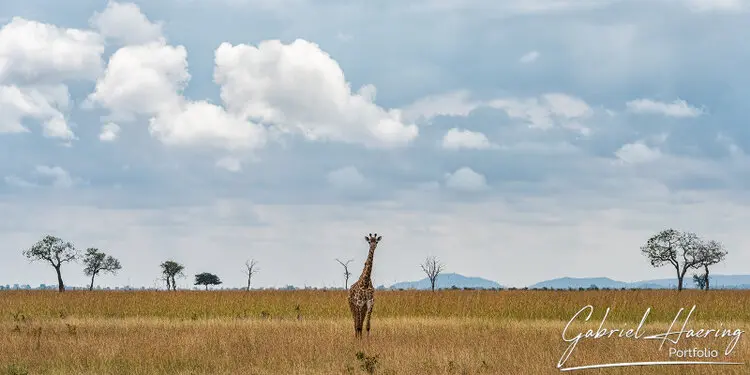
1;290;748;374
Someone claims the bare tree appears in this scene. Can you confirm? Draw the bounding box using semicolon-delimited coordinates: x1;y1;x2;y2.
83;248;122;291
641;229;704;291
420;256;444;292
335;258;353;289
243;259;259;291
696;239;727;290
23;235;78;292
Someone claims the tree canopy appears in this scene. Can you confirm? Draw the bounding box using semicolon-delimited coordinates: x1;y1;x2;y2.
194;272;222;290
23;235;78;292
83;248;122;291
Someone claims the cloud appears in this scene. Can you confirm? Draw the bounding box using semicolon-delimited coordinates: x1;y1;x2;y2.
86;3;414;151
403;91;595;136
35;165;77;188
444;167;488;192
0;17;103;140
615;142;662;164
0;17;103;83
401;90;480;121
85;6;266;151
216;156;242;172
519;50;539;63
6;165;81;189
327;166;366;190
625;98;703;118
488;93;593;129
441;128;492;150
150;100;267;149
89;1;164;45
86;41;189;119
0;84;74;139
214;40;418;147
99;122;120;141
4;175;37;188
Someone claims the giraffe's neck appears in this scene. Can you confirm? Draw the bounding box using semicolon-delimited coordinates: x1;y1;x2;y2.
359;243;377;285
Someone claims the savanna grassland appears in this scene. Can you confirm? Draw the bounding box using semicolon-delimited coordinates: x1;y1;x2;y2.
1;290;749;375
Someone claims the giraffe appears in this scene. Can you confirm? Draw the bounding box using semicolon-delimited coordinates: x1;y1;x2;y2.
348;233;381;338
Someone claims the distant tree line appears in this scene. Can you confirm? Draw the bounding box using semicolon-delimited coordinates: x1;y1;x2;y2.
23;235;122;292
18;229;731;293
22;234;259;292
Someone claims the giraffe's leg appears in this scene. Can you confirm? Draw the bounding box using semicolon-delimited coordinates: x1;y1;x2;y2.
365;302;373;336
350;304;360;337
355;308;366;338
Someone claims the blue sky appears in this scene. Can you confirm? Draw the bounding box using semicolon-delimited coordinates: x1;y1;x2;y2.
1;0;749;289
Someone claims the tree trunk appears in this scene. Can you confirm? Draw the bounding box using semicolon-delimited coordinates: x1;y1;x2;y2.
205;285;208;291
705;265;710;291
431;279;435;292
677;267;689;292
165;277;171;291
247;275;251;291
55;265;65;292
89;273;97;291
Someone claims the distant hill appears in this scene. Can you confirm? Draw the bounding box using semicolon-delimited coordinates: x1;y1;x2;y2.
530;277;629;289
390;273;502;290
530;275;750;290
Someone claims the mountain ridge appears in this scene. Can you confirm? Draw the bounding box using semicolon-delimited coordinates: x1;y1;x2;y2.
388;274;750;290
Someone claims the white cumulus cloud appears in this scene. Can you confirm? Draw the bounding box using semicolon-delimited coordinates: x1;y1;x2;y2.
99;122;120;141
0;17;103;83
615;142;662;164
400;90;480;122
0;84;74;139
625;98;703;118
86;41;189;119
214;40;418;147
444;167;488;192
89;1;164;45
0;17;103;140
488;93;593;129
7;165;82;188
441;128;492;150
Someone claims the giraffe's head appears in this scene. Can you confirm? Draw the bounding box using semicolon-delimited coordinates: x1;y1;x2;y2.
365;233;382;246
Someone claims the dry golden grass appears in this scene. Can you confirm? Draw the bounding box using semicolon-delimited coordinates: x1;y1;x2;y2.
0;290;748;374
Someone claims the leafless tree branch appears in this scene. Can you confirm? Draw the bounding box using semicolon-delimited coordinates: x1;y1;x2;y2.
420;256;444;292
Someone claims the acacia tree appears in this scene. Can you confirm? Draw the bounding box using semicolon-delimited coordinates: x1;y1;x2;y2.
641;229;705;291
692;274;707;290
160;260;184;291
243;259;259;291
83;248;122;291
194;272;222;290
420;256;444;292
23;235;78;292
696;240;727;290
335;258;353;289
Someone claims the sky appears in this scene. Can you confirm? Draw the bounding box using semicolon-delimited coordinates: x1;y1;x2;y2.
1;0;749;289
